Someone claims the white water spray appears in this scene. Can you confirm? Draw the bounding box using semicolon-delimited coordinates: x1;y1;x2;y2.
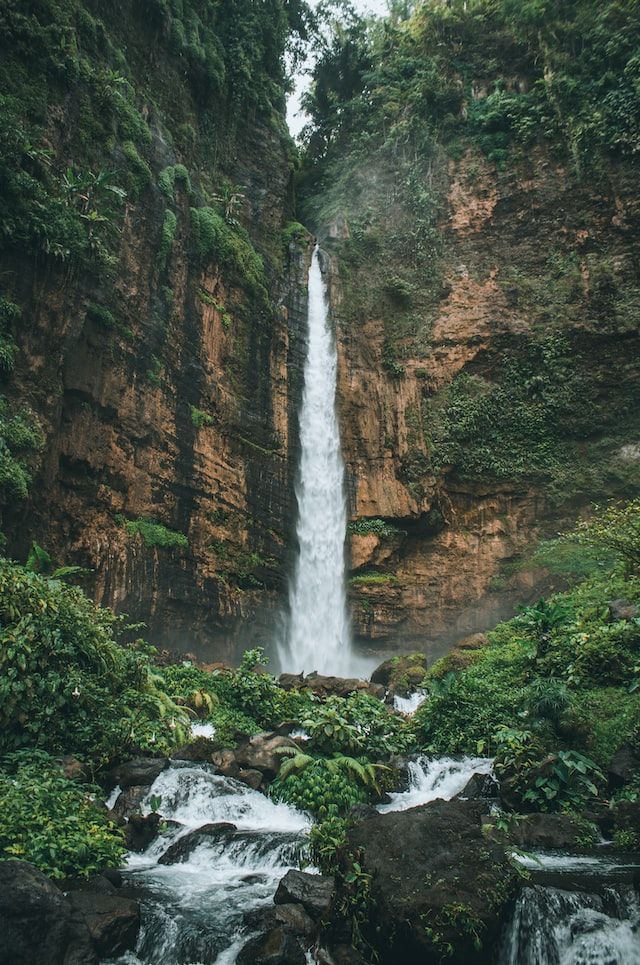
280;246;352;675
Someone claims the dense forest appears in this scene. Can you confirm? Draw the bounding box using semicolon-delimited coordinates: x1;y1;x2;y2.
0;1;639;963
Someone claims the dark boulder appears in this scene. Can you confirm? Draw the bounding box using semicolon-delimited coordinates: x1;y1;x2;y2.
608;742;640;790
124;812;162;852
171;738;219;763
158;823;237;865
500;813;582;850
274;903;316;936
274;871;335;921
457;772;500;801
66;891;140;959
607;600;639;622
0;860;97;965
278;673;384;700
107;757;168;790
342;799;518;963
111;785;149;818
237;927;307;965
237;767;264;790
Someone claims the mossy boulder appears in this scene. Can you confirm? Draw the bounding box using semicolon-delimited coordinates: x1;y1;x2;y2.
370;653;428;696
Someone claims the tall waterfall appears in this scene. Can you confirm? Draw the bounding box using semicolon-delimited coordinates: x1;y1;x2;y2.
280;246;352;675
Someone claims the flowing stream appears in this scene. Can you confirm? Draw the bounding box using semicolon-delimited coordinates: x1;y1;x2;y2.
378;755;494;813
113;762;311;964
279;245;353;676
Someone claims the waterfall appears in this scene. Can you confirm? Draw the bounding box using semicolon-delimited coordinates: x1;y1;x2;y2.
377;755;494;813
280;245;352;676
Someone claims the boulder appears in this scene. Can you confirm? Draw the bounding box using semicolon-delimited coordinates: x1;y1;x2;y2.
457;772;500;801
607;742;640;789
0;860;97;965
237;927;307;965
278;673;384;700
274;871;335;921
237;768;264;790
371;653;428;696
171;738;219;763
499;813;582;850
124;812;162;852
274;903;316;937
211;748;241;778
235;733;299;778
111;785;148;818
66;891;140;959
107;757;168;790
342;799;518;962
607;600;639;622
158;823;237;865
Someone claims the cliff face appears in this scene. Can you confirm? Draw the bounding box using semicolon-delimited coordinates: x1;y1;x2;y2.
328;148;640;659
0;0;311;660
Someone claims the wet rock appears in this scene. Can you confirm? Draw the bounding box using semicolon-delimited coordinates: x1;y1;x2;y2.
101;869;123;889
502;813;582;850
278;673;305;691
237;767;264;790
111;785;148;818
457;772;500;801
66;891;140;959
607;742;640;789
107;757;168;790
371;653;428;696
124;812;162;852
607;599;639;622
343;799;518;962
211;748;241;778
171;738;219;762
158;823;237;865
279;673;383;700
274;903;316;936
347;803;379;822
274;871;335;920
0;860;97;965
237;926;307;965
235;733;299;778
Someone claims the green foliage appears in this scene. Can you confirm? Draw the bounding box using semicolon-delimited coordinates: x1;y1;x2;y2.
190;206;269;308
304;692;410;757
0;750;125;879
309;816;348;875
282;220;311;248
348;518;402;538
349;571;398;585
158;209;177;272
158;164;192;204
0;558;185;763
119;516;188;550
121;141;151;195
269;754;373;818
0;398;43;505
573;499;640;576
86;301;116;329
190;406;214;428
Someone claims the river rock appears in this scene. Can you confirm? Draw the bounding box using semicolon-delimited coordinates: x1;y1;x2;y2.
341;799;518;962
158;823;237;864
124;812;162;852
0;860;97;965
107;757;168;789
607;599;639;622
237;767;264;790
111;785;149;818
171;737;219;762
278;673;384;700
371;653;428;696
501;813;582;849
234;733;299;777
457;772;500;801
237;926;307;964
274;903;317;936
274;871;335;920
66;890;140;958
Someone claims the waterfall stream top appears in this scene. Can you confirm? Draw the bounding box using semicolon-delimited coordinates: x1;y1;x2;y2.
281;246;353;677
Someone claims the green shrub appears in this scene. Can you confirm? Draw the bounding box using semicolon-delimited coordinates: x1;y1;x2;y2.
119;516;188;550
348;519;402;538
122;140;152;195
158;164;192;203
269;755;372;818
190;406;214;428
190;206;268;306
158;209;177;272
0;558;186;763
0;750;125;878
0;398;43;504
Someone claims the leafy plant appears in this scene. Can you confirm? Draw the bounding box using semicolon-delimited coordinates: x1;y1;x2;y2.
118;516;188;550
0;750;125;878
270;751;383;817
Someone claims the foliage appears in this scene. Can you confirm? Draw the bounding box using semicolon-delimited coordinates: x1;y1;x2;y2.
304;692;410;757
0;558;186;764
190;206;269;309
573;499;640;576
269;753;376;817
0;398;44;505
158;209;177;272
348;518;402;538
190;406;214;428
309;815;348;874
25;542;88;581
119;516;189;550
0;750;125;879
158;164;192;204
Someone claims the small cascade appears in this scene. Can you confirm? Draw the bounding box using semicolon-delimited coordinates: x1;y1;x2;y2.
378;755;493;813
280;246;353;677
500;883;640;964
393;690;427;715
114;762;311;964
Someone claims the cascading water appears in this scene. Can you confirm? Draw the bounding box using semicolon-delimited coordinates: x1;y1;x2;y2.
377;755;494;813
112;762;311;965
279;245;352;676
